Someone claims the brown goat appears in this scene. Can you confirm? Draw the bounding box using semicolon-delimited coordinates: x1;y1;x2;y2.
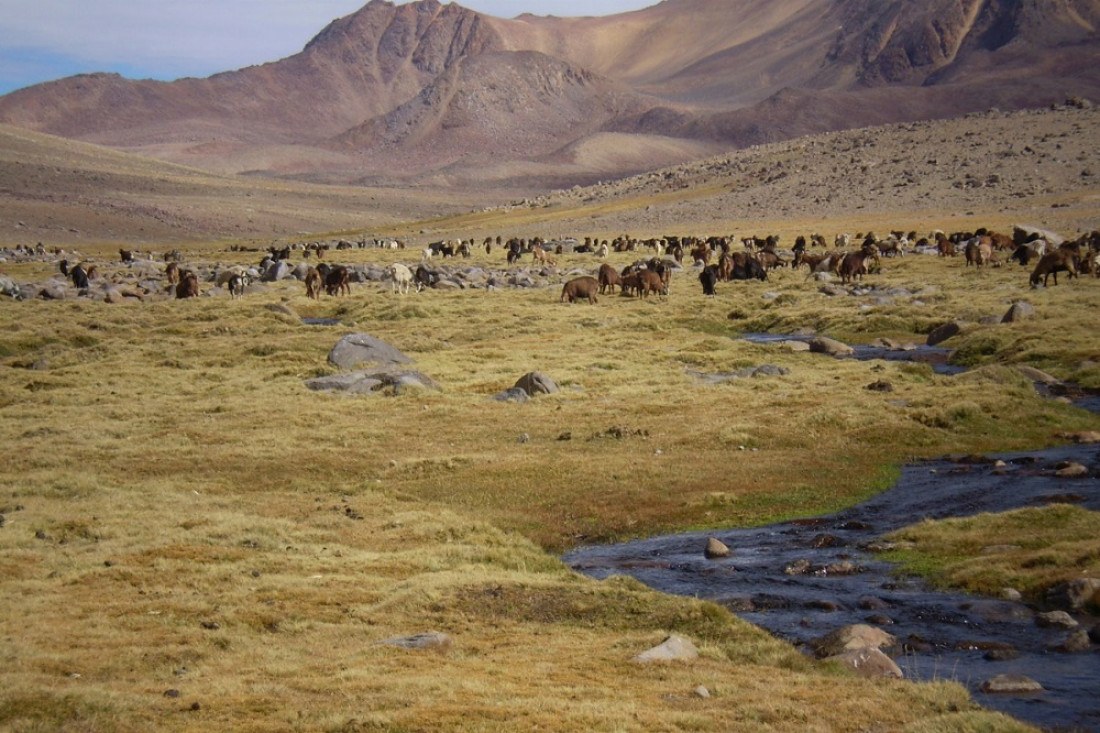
597;263;621;294
1030;250;1077;287
304;267;322;299
324;266;350;296
175;271;200;299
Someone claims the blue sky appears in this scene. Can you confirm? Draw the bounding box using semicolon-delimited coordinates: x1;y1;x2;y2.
0;1;654;95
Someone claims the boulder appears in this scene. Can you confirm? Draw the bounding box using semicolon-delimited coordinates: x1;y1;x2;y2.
1058;431;1100;444
1002;301;1036;323
635;634;699;663
1054;462;1089;478
378;632;453;651
704;537;731;559
514;372;559;397
810;624;896;658
825;647;903;679
328;334;413;370
305;369;438;396
491;387;530;403
262;260;291;282
926;321;962;346
1013;224;1064;247
1051;629;1092;653
1045;578;1100;612
1036;610;1078;629
1015;365;1061;384
979;674;1044;694
808;336;854;356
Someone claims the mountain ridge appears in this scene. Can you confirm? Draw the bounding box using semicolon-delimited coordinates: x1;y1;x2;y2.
1;0;1098;187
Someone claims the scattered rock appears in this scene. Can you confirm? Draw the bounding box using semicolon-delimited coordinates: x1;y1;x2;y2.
1054;462;1089;478
1036;610;1078;629
1015;365;1061;384
704;537;731;559
328;333;413;370
305;369;439;395
980;674;1044;694
693;685;711;699
491;387;530;403
926;321;962;346
825;647;903;679
1001;301;1036;323
808;336;854;356
378;632;453;651
514;371;559;397
776;339;811;352
984;647;1020;661
811;624;896;658
635;634;699;663
784;559;812;575
1058;431;1100;444
865;380;894;392
1045;578;1100;612
1051;629;1092;653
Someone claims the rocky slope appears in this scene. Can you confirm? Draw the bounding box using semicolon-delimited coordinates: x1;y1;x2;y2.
0;0;1098;187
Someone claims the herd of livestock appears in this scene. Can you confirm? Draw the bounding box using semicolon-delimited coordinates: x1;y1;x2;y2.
1;225;1098;304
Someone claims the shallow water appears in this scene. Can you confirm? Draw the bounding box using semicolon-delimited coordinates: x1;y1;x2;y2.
570;335;1100;730
739;331;965;375
565;445;1100;730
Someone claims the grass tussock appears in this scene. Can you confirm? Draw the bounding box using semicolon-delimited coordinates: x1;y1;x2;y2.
882;504;1100;603
4;232;1095;730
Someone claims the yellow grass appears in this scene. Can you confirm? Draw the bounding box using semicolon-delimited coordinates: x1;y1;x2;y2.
5;225;1096;730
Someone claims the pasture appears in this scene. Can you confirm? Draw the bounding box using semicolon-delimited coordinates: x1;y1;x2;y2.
1;233;1095;731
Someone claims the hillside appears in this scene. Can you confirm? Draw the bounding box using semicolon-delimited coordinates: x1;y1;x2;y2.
2;100;1097;249
0;0;1098;187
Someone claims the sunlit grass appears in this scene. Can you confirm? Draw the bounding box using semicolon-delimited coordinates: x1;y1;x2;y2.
4;228;1094;730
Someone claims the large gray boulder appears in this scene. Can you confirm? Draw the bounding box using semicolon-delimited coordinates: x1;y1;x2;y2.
514;372;559;397
1002;301;1036;323
262;260;291;282
1014;224;1064;247
328;334;413;370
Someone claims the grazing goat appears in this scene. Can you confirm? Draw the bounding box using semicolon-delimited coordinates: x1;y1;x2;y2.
639;269;667;298
1030;250;1077;287
561;276;599;304
324;266;350;297
597;263;621;294
839;248;880;284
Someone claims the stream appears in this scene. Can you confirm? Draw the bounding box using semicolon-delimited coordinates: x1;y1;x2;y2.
565;337;1100;731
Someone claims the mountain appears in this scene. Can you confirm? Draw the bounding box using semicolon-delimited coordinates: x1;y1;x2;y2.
1;0;1098;188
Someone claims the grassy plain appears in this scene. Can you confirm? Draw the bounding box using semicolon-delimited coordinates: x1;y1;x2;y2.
2;225;1097;730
